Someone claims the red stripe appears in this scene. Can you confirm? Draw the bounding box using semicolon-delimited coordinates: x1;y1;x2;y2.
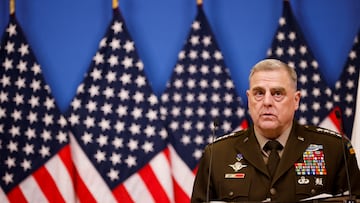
329;107;342;132
33;166;65;203
139;164;170;203
7;186;27;203
72;168;97;203
58;145;75;181
173;177;190;203
112;184;134;203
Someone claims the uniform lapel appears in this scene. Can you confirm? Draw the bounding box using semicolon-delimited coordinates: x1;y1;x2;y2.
272;122;310;184
237;128;269;176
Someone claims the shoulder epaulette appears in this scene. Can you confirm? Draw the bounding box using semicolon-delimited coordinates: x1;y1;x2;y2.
213;130;246;143
303;125;342;138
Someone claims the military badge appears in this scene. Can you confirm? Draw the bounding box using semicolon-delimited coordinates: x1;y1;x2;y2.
229;153;247;172
295;144;327;175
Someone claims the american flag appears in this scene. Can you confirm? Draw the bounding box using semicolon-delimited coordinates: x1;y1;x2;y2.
66;8;173;203
159;5;248;202
0;14;75;202
333;33;360;139
266;1;338;131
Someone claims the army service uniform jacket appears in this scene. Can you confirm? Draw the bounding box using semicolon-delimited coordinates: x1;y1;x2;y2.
191;121;360;202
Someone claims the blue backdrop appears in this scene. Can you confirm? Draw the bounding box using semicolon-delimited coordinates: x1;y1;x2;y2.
1;0;360;112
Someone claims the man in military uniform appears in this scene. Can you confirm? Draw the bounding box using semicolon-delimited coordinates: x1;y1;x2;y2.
191;59;360;202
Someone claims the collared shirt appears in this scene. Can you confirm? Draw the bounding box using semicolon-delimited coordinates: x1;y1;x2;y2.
254;125;292;163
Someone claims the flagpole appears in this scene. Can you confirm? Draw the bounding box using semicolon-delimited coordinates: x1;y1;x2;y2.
10;0;15;15
112;0;118;9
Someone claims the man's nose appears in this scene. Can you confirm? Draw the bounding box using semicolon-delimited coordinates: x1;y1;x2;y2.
263;92;273;105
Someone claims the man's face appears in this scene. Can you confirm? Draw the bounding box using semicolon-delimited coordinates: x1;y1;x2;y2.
246;68;300;138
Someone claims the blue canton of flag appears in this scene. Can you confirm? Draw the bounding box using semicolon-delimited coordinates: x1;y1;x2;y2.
0;14;74;202
159;5;248;202
66;8;172;203
333;32;360;139
267;1;334;127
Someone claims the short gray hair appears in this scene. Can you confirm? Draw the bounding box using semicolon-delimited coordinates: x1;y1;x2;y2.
249;59;297;89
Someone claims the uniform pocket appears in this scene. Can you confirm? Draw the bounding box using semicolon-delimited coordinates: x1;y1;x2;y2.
218;176;251;201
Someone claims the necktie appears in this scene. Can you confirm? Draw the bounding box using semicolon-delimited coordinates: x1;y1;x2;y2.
264;140;283;177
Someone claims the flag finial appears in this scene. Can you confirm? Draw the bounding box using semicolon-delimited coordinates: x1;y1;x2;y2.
112;0;119;9
197;0;202;6
10;0;15;14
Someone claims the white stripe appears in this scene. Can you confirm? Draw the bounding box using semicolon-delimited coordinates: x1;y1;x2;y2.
124;173;155;203
169;145;195;197
319;116;339;133
149;147;174;202
351;72;360;167
45;152;76;203
70;133;117;203
0;188;9;203
19;175;48;203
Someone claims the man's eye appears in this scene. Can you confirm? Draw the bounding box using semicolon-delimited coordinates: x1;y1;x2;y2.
254;91;264;100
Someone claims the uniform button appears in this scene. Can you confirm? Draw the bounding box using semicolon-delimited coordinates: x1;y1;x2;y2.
270;188;277;195
311;189;316;194
228;191;234;196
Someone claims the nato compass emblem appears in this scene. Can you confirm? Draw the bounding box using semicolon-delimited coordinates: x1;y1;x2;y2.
229;153;247;172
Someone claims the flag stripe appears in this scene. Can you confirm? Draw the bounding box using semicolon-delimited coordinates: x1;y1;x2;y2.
123;173;155;203
7;186;26;203
70;134;116;203
139;164;170;203
33;165;66;203
18;176;47;203
112;184;134;203
173;177;190;203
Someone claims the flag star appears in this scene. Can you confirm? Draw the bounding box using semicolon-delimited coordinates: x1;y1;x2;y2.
193;149;203;160
94;150;106;163
142;141;154;153
275;47;284;56
18;43;29;56
23;143;34;155
0;107;6;118
189;50;198;60
17;60;27;73
91;68;102;81
25;128;36;140
121;56;133;69
349;50;357;60
279;17;286;26
114;121;125;133
184;107;193;117
148;95;158;106
146;109;158;121
190;35;200;46
224;93;234;103
69;114;80;125
171;106;181;117
211;94;220;103
181;135;191;145
196;122;205;131
84;116;95;128
185;93;195;103
108;55;119;67
187;79;196;89
3;58;13;70
56;131;68;143
106;71;117;83
201;50;210;60
188;65;197;74
127;139;139;151
31;63;41;75
169;121;179;131
81;132;93;145
30;79;41;92
44;97;55;110
346;80;355;89
312;102;321;112
97;134;108;147
277;32;285;41
112;137;124;149
5;157;16;168
192;21;200;30
110;38;121;50
99;37;107;48
21;159;31;171
299;46;307;55
39;145;50;158
120;73;131;85
27;111;38;124
71;98;82;110
172;93;182;103
116;105;127;117
99;118;111;131
13;93;24;105
159;129;168;140
41;129;52;142
174;79;183;89
133;91;144;103
182;121;192;131
123;40;135;53
299;103;307;112
175;64;185;74
312;74;320;83
89;85;100;97
144;125;155;137
131;107;142;120
345;107;353;117
197;107;206;117
112;21;123;33
101;103;113;115
202;36;212;47
129;123;140;135
7;23;17;36
2;172;14;184
287;46;296;56
1;75;11;87
213;51;223;60
11;109;22;121
210;108;220;117
107;168;119;181
288;32;296;41
43;113;54;126
125;155;137;168
110;152;121;165
198;93;207;103
9;125;20;137
222;121;232;132
15;77;26;89
86;100;97;113
5;41;15;54
345;93;353;103
312;88;321;97
93;53;104;65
